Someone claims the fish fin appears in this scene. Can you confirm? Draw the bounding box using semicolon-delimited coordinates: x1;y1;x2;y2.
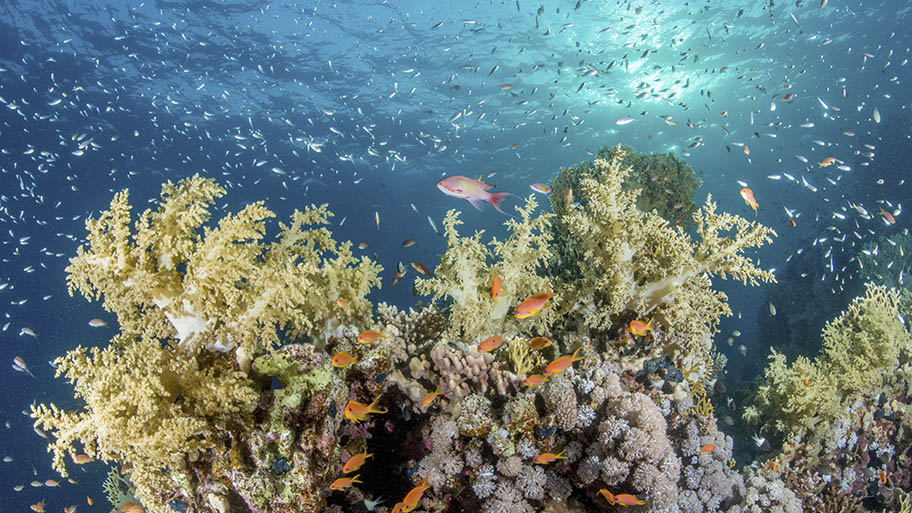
468;198;485;211
487;192;515;215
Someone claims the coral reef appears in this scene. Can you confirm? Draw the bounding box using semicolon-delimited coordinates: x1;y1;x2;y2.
745;284;911;444
65;174;382;365
31;150;817;513
746;283;912;512
32;333;258;512
550;144;702;229
415;194;555;343
551;150;775;379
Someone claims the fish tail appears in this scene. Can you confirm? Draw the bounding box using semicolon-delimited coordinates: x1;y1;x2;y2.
487;191;513;214
368;395;387;414
571;346;584;361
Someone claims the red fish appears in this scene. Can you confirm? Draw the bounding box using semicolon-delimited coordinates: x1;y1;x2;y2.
436;175;515;214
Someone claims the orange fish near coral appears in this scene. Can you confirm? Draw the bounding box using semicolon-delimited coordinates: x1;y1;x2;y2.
701;444;715;453
533;449;566;464
420;387;443;408
357;329;386;344
331;352;357;368
543;347;584;376
739;187;758;216
527;336;551;350
598;489;645;506
477;336;504;352
30;500;45;513
344;396;387;423
342;451;372;474
514;289;556;319
523;374;549;387
490;271;503;301
436;175;515;214
72;453;93;464
329;474;362;490
336;297;347;309
391;477;431;513
628;318;653;336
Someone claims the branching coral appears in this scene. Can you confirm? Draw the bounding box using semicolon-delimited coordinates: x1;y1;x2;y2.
66;175;382;366
415;194;555;342
31;333;257;512
745;284;912;445
552;148;775;376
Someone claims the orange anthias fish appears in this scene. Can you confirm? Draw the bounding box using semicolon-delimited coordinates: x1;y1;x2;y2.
329;474;362;490
30;500;45;513
523;374;549;387
628;318;653;336
357;329;387;344
739;187;758;216
420;387;444;408
436;175;515;214
477;336;504;352
72;453;94;464
336;296;347;308
344;396;387;423
514;289;556;319
818;156;836;167
391;477;431;513
701;443;715;453
342;451;372;474
331;351;357;368
880;209;896;224
490;271;503;301
598;489;645;506
533;449;566;464
527;336;551;350
543;347;584;376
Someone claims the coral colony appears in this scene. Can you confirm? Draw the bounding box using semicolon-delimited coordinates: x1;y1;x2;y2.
31;148;912;512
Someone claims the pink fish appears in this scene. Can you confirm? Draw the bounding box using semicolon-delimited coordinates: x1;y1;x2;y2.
436;176;515;214
12;356;35;378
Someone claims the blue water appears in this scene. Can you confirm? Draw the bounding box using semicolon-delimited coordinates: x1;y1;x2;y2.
0;0;909;510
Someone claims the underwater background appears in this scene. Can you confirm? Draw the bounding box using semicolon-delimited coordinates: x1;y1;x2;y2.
0;0;910;512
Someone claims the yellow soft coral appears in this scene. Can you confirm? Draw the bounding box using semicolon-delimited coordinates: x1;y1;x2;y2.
416;194;555;342
32;333;257;513
553;149;775;375
745;284;912;443
66;175;383;365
